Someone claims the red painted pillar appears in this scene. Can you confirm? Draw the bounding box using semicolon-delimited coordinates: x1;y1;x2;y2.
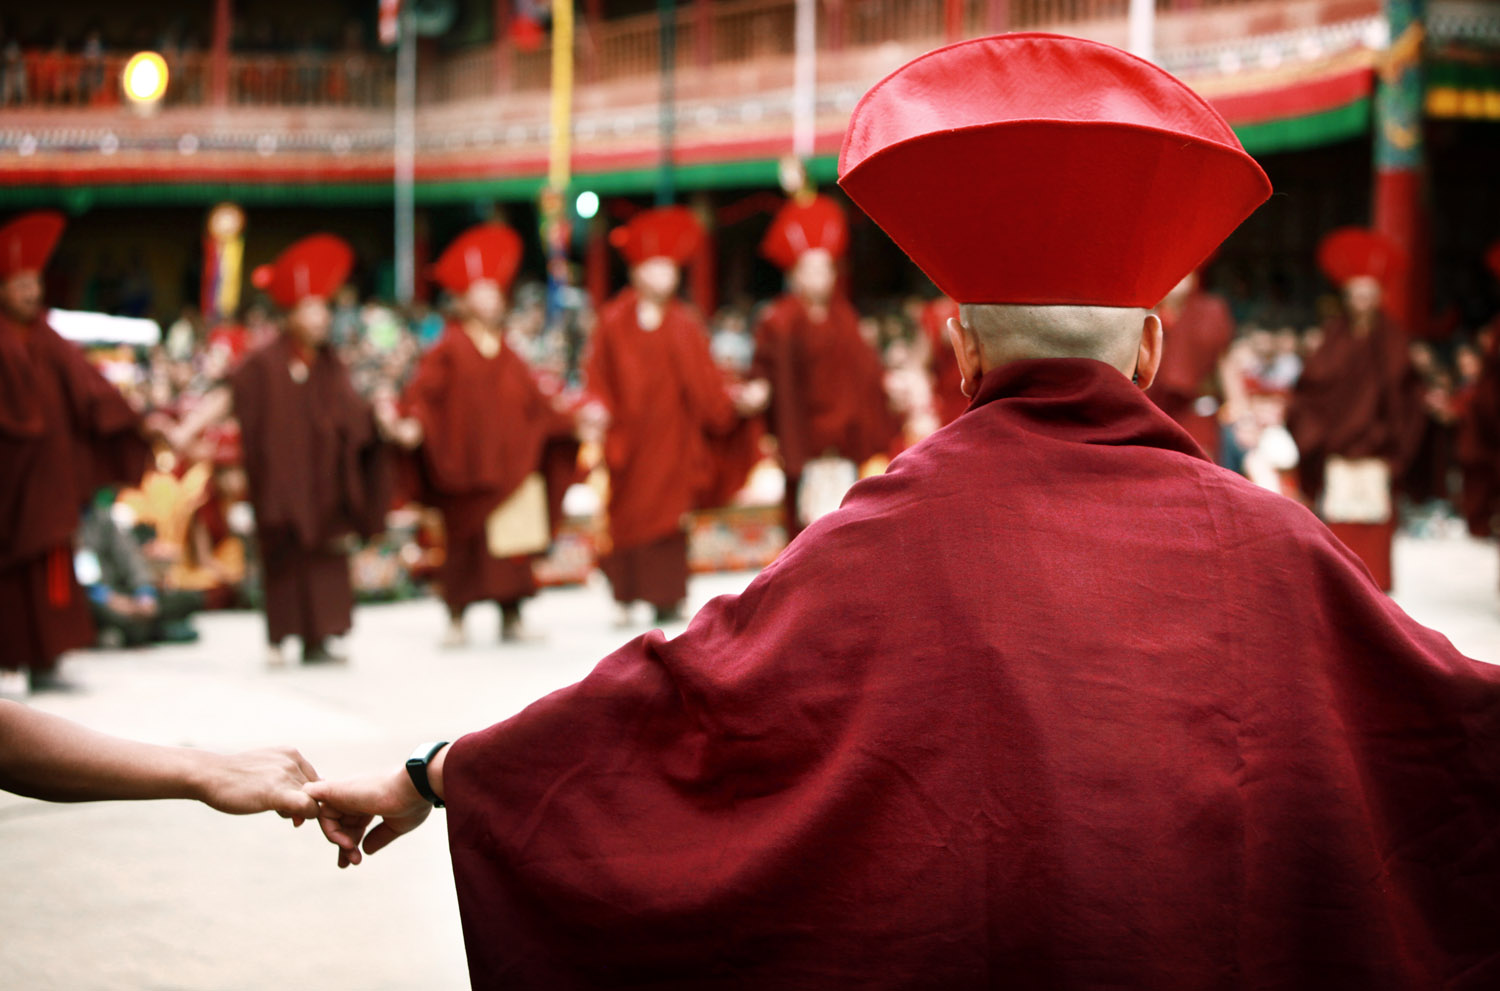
827;0;846;52
696;0;713;68
586;215;610;313
211;0;232;106
945;0;966;42
494;0;512;93
988;0;1010;32
1373;0;1429;336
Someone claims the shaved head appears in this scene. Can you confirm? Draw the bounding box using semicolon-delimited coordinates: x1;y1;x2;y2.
957;304;1152;372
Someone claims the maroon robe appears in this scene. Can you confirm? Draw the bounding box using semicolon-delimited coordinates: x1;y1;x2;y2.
403;322;577;618
231;334;390;646
752;293;899;535
1146;289;1235;461
1287;312;1424;590
446;358;1500;988
0;310;149;672
1458;322;1500;541
587;290;737;607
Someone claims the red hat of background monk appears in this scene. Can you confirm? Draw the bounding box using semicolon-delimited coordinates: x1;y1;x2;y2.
1484;239;1500;281
760;195;848;271
1317;227;1407;289
610;206;703;267
432;222;523;294
837;33;1272;307
251;234;354;309
0;211;66;280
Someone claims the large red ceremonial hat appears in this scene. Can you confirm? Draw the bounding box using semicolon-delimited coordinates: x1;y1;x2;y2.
1317;227;1407;289
0;211;66;280
432;222;523;294
251;233;354;309
1484;239;1500;281
610;206;703;266
837;33;1271;307
760;195;848;271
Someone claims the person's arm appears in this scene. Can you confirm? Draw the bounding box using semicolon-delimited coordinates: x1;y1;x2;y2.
165;385;232;452
305;744;448;868
0;700;319;821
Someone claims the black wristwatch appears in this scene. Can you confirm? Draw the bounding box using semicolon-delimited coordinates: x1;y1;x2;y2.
405;741;450;808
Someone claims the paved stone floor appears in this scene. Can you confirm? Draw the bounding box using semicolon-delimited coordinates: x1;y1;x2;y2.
2;535;1496;990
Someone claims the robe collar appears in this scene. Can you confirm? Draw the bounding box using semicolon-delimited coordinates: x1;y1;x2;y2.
967;357;1209;462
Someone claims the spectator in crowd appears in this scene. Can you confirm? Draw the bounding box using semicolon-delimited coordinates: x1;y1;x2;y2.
76;495;201;647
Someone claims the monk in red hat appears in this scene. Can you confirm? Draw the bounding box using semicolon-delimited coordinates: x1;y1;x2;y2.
1287;227;1425;591
310;35;1500;989
584;206;761;624
376;222;578;645
1457;239;1500;583
749;193;898;537
0;211;153;696
174;234;390;664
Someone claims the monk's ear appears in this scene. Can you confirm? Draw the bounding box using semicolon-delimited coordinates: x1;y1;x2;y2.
1133;313;1163;390
946;316;984;398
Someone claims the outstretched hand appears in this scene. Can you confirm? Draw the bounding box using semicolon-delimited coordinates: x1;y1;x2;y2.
193;747;322;824
306;770;432;868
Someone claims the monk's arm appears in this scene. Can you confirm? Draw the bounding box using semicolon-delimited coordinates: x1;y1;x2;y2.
306;744;448;868
0;700;319;818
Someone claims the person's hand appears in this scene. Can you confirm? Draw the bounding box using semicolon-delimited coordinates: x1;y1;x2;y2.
732;378;771;416
306;769;432;868
134;594;159;617
106;591;139;616
191;747;321;823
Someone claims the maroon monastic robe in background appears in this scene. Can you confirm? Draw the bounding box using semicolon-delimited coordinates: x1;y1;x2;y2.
231;334;390;646
1146;289;1235;461
752;293;899;534
403;322;577;618
1458;322;1499;542
920;295;968;426
1287;312;1424;590
447;359;1500;988
587;290;738;608
0;311;150;671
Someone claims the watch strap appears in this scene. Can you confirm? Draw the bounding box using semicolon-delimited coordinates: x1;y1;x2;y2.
405;741;449;808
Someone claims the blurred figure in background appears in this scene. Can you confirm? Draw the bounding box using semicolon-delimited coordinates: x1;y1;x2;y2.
1288;228;1424;591
378;222;578;646
1145;266;1236;463
749;194;897;538
76;492;201;648
587;207;759;625
171;235;391;665
0;211;153;697
1458;241;1500;585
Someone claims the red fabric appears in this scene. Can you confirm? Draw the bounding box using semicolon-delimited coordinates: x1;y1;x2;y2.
598;531;690;609
609;207;703;267
751;294;899;480
838;34;1271;307
431;223;523;295
0;310;150;571
1327;519;1396;592
1317;227;1407;290
1458;321;1500;537
920;296;968;425
0;551;92;673
0;211;65;279
586;289;737;552
759;195;848;271
230;334;390;642
446;358;1500;988
1287;312;1425;503
250;234;353;309
402;322;578;614
1487;241;1500;282
1146;289;1235;461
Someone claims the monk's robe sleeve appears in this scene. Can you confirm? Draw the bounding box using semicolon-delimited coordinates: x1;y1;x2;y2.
676;316;737;437
0;332;43;439
751;303;810;477
47;326;150;493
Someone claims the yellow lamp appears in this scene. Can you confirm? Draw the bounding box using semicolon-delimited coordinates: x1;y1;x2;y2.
123;52;169;105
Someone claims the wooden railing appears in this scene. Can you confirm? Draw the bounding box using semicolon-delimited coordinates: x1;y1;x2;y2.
0;0;1276;112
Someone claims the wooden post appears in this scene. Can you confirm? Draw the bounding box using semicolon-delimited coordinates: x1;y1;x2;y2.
211;0;231;105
